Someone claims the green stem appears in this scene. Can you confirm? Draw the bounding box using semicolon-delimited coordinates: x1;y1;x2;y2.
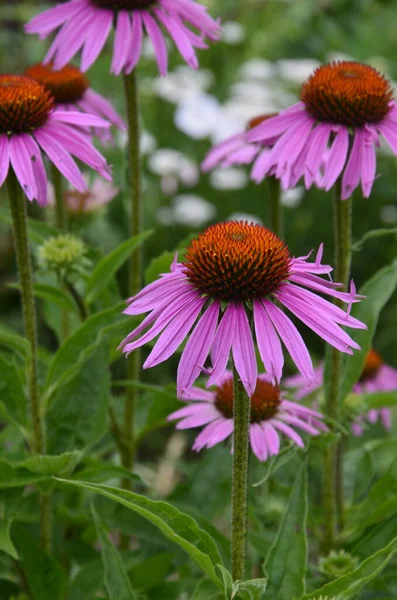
120;70;142;550
231;364;251;581
6;169;51;553
323;180;352;551
64;280;88;321
51;163;66;231
268;176;283;239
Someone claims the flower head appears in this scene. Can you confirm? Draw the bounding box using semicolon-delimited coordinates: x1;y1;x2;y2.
25;0;221;76
285;348;397;436
25;62;126;145
202;113;277;173
0;75;111;205
167;372;327;461
48;175;119;215
319;550;359;579
38;233;88;277
245;61;397;199
119;221;366;396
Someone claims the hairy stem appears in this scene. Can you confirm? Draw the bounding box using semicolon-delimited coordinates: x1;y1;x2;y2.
120;69;142;550
323;180;352;550
231;365;251;581
7;170;51;553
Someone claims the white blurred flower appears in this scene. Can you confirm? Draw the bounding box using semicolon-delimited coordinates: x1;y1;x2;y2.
117;129;157;155
152;66;214;103
277;58;320;84
281;187;304;208
156;206;174;226
222;21;245;45
148;149;199;195
239;59;275;81
380;204;397;224
175;94;242;142
173;194;216;226
228;212;262;225
210;167;248;190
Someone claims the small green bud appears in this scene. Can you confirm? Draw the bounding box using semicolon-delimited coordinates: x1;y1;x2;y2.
319;550;359;579
38;234;88;278
263;497;286;523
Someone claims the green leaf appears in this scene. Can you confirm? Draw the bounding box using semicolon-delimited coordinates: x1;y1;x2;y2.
0;207;59;244
85;230;153;304
0;325;30;359
352;227;397;251
55;479;224;589
302;537;397;600
73;459;140;484
263;461;308;600
337;260;397;404
92;505;137;600
252;445;298;487
129;552;174;591
46;347;110;454
0;520;17;559
0;356;26;426
0;452;81;488
0;490;21;559
12;525;66;600
232;579;268;600
216;564;233;599
44;302;129;403
145;250;175;285
364;391;397;409
8;282;78;313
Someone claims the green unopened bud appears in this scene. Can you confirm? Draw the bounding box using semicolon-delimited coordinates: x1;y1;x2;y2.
319;550;359;579
38;234;88;278
263;497;287;524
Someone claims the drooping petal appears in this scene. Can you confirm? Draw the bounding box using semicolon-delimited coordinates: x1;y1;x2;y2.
253;299;283;383
0;136;10;188
322;126;349;191
154;8;198;70
8;135;38;202
272;419;304;447
232;304;257;396
341;128;363;200
192;418;233;451
177;301;220;394
142;12;168;76
80;10;113;72
250;423;268;461
207;303;236;388
111;10;132;76
261;422;280;456
361;126;377;197
125;11;144;73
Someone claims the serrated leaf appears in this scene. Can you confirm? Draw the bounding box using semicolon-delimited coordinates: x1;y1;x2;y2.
232;578;268;600
337;260;397;403
252;445;297;487
0;452;81;488
12;525;66;600
92;505;137;600
55;479;223;589
302;537;397;600
263;461;307;600
86;230;153;304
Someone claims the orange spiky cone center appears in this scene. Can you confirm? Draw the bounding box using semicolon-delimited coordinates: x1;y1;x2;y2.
301;61;393;127
184;221;291;302
25;63;89;104
215;377;281;423
359;348;383;382
0;75;53;134
91;0;156;8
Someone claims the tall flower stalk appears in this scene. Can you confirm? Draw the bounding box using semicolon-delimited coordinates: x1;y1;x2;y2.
231;365;251;581
323;180;352;550
120;70;142;549
6;169;51;552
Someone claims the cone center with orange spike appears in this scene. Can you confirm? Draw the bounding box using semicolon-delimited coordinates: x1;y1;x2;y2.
0;75;54;135
25;63;89;104
301;61;393;127
184;221;291;302
215;377;281;423
91;0;156;9
359;349;383;382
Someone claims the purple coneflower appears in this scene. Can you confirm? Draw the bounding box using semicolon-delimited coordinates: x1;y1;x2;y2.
0;75;111;206
168;372;327;461
25;0;221;76
48;175;119;215
202;114;277;175
119;221;366;397
285;349;397;436
25;62;126;145
245;61;397;199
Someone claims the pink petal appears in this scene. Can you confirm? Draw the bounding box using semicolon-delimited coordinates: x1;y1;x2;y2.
0;136;10;188
207;303;236;388
111;11;132;75
250;423;268;461
341;128;363;200
142;12;168;76
323;126;349;191
192;418;233;451
232;304;257;396
8;135;38;202
80;10;113;72
253;299;283;383
125;11;144;73
272;419;304;447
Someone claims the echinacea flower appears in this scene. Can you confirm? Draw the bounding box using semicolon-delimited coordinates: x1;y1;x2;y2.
48;175;119;215
285;349;397;436
168;371;327;461
0;75;111;206
25;62;126;145
119;221;366;397
202;114;277;174
245;61;397;199
25;0;221;77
